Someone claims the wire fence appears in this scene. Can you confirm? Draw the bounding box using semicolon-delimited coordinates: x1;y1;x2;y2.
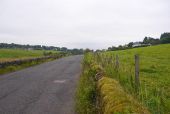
92;52;169;114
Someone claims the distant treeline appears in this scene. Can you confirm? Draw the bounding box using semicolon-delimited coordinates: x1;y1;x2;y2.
108;32;170;51
0;43;84;55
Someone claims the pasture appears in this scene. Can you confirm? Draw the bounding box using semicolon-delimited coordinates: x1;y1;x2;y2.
93;44;170;114
0;49;60;75
0;49;58;62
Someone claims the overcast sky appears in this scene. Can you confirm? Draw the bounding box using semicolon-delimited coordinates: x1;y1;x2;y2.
0;0;169;49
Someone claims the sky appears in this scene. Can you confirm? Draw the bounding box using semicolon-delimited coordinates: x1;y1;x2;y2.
0;0;170;49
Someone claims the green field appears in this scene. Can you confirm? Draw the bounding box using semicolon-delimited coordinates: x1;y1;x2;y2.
0;49;58;62
76;44;170;114
0;49;62;75
91;44;170;114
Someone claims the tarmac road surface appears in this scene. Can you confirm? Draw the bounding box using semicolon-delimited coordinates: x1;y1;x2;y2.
0;55;82;114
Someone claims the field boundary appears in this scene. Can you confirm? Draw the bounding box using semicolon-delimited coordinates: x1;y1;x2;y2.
0;53;67;75
0;54;65;68
97;76;151;114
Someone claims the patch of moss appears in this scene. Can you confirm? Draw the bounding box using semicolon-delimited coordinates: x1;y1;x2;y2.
97;77;151;114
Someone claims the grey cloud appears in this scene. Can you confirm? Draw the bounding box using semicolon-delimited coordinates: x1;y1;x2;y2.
0;0;170;49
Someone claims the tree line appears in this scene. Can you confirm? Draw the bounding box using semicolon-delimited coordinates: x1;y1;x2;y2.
0;43;84;55
108;32;170;51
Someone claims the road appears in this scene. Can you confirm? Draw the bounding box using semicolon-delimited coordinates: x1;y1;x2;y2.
0;55;82;114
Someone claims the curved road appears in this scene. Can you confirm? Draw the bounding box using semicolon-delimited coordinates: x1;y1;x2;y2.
0;55;82;114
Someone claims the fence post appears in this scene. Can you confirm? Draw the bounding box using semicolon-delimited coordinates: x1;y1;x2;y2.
135;54;140;89
115;55;119;70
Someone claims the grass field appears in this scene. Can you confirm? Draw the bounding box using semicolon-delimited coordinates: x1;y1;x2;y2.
0;49;61;75
76;44;170;114
0;49;58;62
91;44;170;114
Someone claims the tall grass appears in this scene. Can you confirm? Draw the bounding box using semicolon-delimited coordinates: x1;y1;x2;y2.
91;44;170;114
76;53;98;114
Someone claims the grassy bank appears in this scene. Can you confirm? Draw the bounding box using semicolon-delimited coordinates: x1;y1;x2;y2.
0;57;55;75
0;58;58;75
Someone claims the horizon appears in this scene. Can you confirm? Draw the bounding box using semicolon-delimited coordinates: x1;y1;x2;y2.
1;32;167;50
0;32;165;50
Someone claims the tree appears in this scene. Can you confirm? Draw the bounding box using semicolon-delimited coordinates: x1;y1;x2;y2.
160;32;170;44
61;47;68;52
108;46;117;51
69;48;84;55
84;48;93;53
127;42;133;48
118;45;123;50
143;37;149;44
143;37;160;45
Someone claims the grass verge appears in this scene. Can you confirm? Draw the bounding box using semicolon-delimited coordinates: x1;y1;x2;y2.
75;53;97;114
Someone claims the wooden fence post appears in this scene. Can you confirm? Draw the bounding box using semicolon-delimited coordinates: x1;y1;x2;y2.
115;55;119;70
135;54;140;89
